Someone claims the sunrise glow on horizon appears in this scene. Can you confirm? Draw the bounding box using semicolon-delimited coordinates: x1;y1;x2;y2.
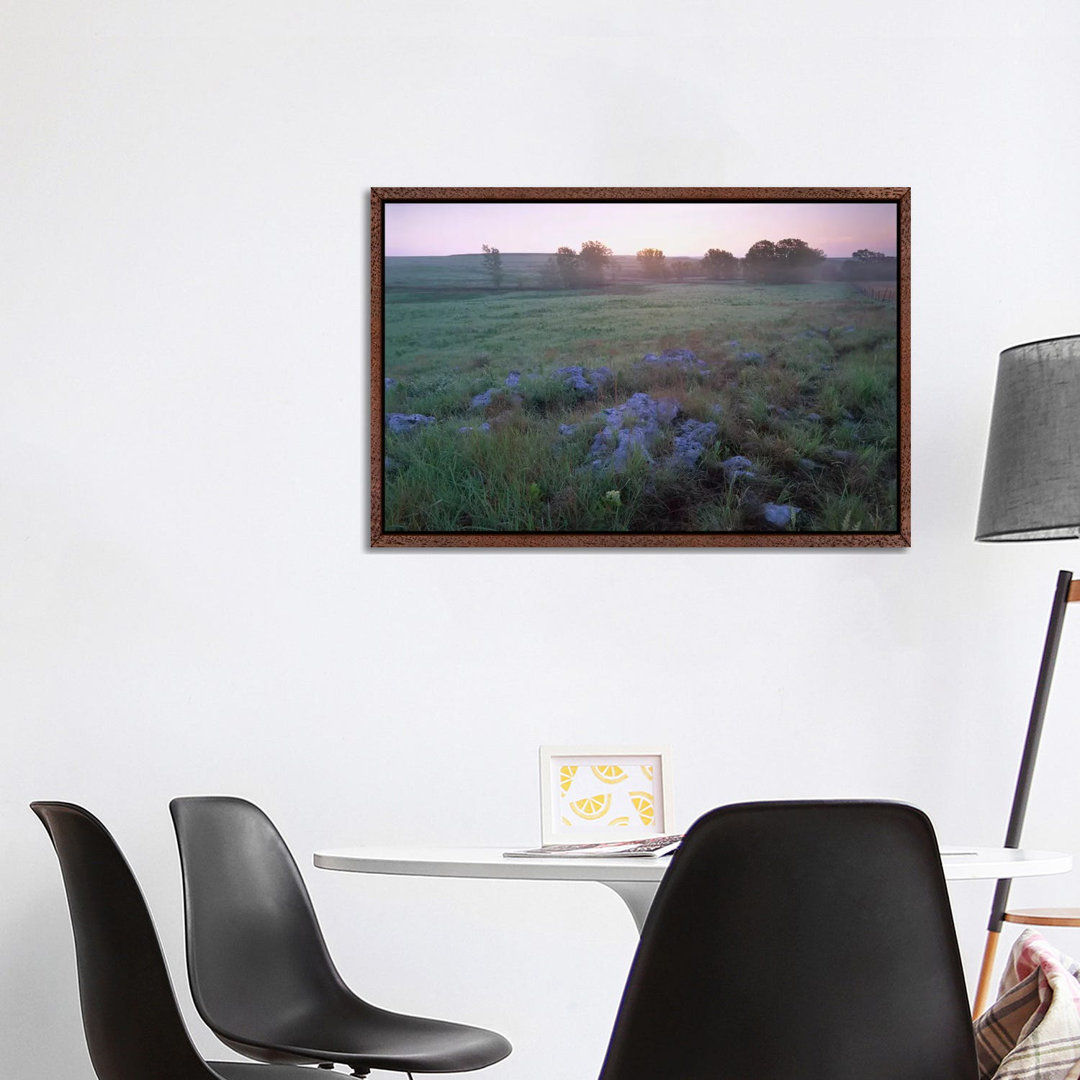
385;200;898;260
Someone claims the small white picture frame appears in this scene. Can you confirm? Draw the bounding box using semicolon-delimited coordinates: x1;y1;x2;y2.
539;745;673;845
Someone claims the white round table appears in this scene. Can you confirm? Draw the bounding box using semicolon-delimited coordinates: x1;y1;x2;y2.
314;845;1073;933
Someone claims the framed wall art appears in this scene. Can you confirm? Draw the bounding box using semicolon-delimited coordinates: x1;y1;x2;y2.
371;187;910;548
538;745;672;845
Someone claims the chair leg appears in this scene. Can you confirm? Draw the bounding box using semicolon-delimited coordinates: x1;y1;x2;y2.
972;928;1001;1019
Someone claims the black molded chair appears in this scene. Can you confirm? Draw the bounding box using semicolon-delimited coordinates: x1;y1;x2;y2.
598;800;979;1080
31;801;315;1080
169;796;511;1078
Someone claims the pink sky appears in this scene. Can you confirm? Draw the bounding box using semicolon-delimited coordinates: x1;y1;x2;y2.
385;200;897;259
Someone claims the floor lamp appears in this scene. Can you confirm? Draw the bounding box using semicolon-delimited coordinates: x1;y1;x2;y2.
972;334;1080;1018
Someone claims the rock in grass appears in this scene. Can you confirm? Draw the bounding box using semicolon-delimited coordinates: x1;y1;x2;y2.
384;377;398;389
641;348;711;375
763;503;799;528
387;413;435;434
504;371;521;388
829;449;856;465
458;422;491;434
556;367;592;392
553;365;613;396
471;387;523;410
611;426;655;471
587;393;717;472
589;392;679;472
657;398;679;424
721;455;756;481
669;419;719;468
739;350;763;364
558;423;577;436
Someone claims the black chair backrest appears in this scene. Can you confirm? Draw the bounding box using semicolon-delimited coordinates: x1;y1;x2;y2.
31;801;218;1080
169;796;352;1043
598;800;978;1080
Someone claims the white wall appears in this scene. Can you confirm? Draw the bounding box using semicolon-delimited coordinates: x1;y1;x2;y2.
5;2;1080;1076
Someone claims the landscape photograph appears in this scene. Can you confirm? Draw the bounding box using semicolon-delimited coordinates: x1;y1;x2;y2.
373;188;908;547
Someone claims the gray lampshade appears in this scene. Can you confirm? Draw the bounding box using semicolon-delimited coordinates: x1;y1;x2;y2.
977;334;1080;541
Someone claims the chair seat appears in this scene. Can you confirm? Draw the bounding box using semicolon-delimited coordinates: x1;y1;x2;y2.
221;1006;511;1075
223;1004;512;1073
1004;908;1080;927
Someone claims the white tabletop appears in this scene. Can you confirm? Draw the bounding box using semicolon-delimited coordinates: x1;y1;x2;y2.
314;844;1072;883
315;844;1071;934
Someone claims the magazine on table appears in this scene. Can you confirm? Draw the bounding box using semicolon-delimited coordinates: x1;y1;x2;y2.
504;834;683;859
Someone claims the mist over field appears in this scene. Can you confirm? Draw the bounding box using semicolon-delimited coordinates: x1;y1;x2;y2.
379;240;900;537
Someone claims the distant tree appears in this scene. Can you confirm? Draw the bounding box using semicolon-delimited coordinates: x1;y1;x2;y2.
541;241;615;289
670;258;693;282
538;256;562;289
842;249;898;281
742;239;778;283
578;240;613;286
775;238;826;275
555;245;581;288
743;237;825;283
701;248;739;280
636;248;668;279
481;243;504;288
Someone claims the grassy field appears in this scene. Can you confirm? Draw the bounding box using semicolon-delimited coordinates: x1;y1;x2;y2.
385;252;555;290
380;271;899;535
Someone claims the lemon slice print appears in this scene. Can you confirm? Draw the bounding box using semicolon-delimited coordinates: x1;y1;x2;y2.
609;816;630;827
591;764;628;784
630;791;654;827
641;764;654;781
569;793;612;821
559;765;578;794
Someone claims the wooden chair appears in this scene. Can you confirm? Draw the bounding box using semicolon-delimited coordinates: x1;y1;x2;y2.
1004;909;1080;929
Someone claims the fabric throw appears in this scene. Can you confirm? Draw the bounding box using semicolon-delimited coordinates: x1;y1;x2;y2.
974;928;1080;1080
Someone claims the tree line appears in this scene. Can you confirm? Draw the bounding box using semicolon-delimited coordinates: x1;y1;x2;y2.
479;239;896;288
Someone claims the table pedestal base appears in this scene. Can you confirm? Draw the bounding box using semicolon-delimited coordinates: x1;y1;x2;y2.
600;881;659;934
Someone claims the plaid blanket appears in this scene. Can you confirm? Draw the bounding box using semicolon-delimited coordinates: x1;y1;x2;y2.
975;929;1080;1079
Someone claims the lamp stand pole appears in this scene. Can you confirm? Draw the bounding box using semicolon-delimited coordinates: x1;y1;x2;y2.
972;569;1076;1018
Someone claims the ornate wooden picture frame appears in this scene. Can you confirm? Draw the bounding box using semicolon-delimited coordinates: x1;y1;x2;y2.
372;187;909;547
